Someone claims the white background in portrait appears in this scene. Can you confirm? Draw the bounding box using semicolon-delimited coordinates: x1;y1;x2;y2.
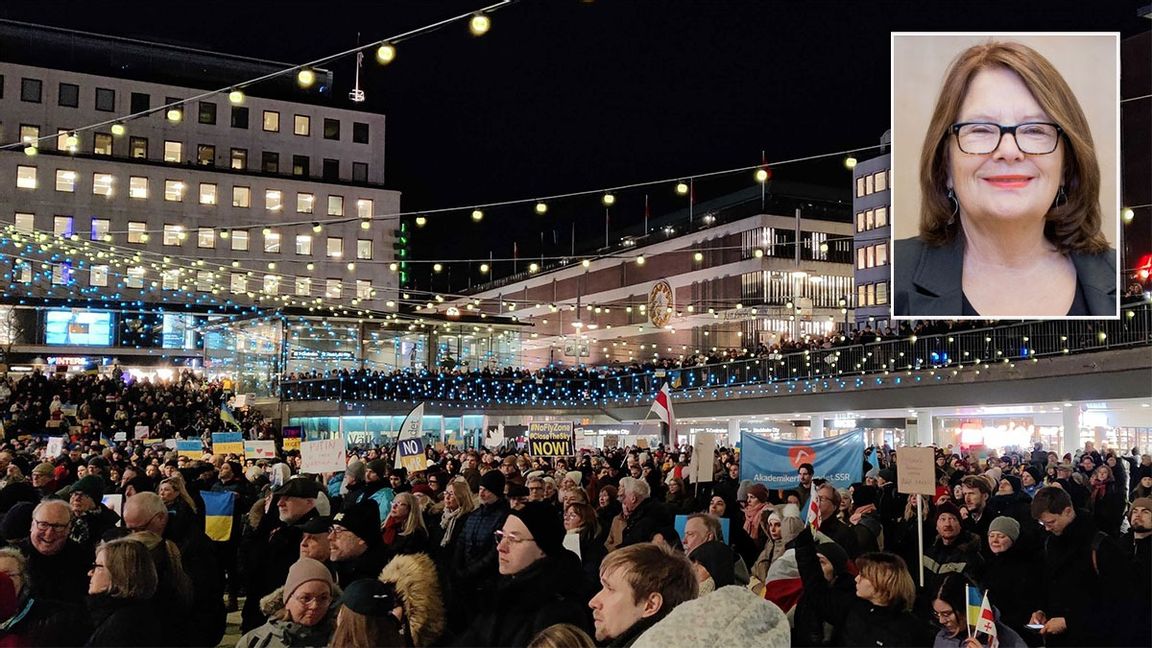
890;33;1119;247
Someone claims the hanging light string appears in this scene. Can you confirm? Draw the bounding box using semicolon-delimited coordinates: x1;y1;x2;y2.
1;0;516;152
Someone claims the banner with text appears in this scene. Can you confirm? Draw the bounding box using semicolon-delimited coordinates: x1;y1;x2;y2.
394;403;424;470
528;422;574;457
212;432;245;457
740;430;864;489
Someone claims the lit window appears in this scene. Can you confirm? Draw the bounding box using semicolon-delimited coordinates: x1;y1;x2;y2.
293;114;310;136
855;176;865;198
164;180;185;202
55;169;77;192
198;227;215;249
56;129;73;152
875;206;888;228
20;125;40;146
357;239;372;260
876;242;889;267
90;265;109;287
876;281;889;305
163;224;185;246
865;210;874;230
875;170;888;192
262;111;280;132
163;140;183;163
327;195;344;216
295;277;311;296
127;221;147;244
126;267;145;289
230;148;247;170
325;279;342;299
264;230;281;253
162;269;180;290
295;235;313;255
855;212;866;233
93;133;113;156
130;137;148;158
196;271;214;292
265;190;283;211
263;275;280;294
14;212;34;233
231;273;247;294
92;173;114;196
297;193;314;213
14;260;32;284
233;186;251;208
356;280;372;299
53;216;73;237
51;262;72;286
356;199;373;219
866;283;876;306
866;246;876;268
199;183;217;205
16;166;37;190
231;230;249;251
865;174;874;195
129;176;148;199
856;247;866;270
90;218;110;241
326;237;343;258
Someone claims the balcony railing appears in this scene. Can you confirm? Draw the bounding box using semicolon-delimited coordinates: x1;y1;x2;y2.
281;301;1152;406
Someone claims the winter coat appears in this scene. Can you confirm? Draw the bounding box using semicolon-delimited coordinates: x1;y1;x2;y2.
379;552;446;648
332;543;389;588
2;595;91;647
619;498;673;548
933;621;1027;647
383;526;429;562
14;538;94;606
240;505;320;632
977;544;1042;640
920;531;984;604
631;586;790;648
793;527;935;647
84;594;167;647
235;587;337;648
453;551;591;647
817;515;859;558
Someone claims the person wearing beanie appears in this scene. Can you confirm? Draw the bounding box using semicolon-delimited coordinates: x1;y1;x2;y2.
331;579;406;647
977;511;1041;642
329;500;387;588
919;498;983;612
455;501;590;647
237;557;337;648
446;463;510;632
688;540;736;594
63;475;120;550
1021;465;1044;497
789;540;856;647
30;462;59;498
345;458;394;524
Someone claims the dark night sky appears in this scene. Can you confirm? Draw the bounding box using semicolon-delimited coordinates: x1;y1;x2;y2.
2;1;1147;292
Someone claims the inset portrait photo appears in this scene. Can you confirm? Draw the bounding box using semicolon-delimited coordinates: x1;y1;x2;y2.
890;33;1120;319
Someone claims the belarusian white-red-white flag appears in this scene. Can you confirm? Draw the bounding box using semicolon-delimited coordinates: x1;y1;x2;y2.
650;382;674;427
805;481;821;531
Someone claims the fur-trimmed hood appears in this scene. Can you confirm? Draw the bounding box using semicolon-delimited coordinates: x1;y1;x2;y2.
379;552;445;648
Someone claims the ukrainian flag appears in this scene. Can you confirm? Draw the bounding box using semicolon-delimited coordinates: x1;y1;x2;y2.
966;585;983;629
201;490;236;542
219;403;240;430
99;432;112;447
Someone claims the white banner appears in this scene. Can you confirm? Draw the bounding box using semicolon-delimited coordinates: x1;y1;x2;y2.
301;438;347;474
394;403;424;469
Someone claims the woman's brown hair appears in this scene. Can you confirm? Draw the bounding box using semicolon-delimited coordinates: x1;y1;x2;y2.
98;537;158;600
918;40;1107;254
330;605;404;648
855;552;916;611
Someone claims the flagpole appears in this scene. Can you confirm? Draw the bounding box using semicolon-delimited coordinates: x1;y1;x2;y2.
917;494;925;587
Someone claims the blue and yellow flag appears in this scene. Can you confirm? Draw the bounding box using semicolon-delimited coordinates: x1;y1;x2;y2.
201;490;236;542
966;585;983;629
99;432;112;447
219;403;240;430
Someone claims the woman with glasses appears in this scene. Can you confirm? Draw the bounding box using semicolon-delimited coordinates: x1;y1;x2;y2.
85;537;166;646
895;41;1115;317
930;574;1027;647
237;557;338;648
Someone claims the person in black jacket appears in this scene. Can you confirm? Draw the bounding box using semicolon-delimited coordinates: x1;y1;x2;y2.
329;499;388;588
454;502;591;647
1086;464;1127;538
381;491;429;561
618;477;672;549
978;516;1043;644
15;500;94;607
815;484;860;558
448;469;509;632
84;536;168;647
792;525;935;647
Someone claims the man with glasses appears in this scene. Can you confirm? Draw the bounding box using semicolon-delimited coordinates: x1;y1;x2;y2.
328;500;386;587
455;501;590;646
14;499;92;605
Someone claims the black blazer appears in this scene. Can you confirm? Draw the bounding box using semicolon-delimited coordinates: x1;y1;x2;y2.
893;236;1117;317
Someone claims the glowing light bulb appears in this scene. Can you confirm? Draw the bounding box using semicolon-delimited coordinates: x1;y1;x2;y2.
471;210;483;222
602;193;615;206
166;108;183;122
415;216;427;227
228;90;245;104
297;69;316;88
844;155;857;169
433;263;443;272
755;168;770;183
675;182;689;195
376;43;397;65
635;255;645;265
469;13;491;36
110;123;126;136
479;263;489;273
693;252;703;262
535;202;548;215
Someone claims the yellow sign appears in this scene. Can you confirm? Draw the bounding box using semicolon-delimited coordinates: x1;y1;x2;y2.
648;280;674;328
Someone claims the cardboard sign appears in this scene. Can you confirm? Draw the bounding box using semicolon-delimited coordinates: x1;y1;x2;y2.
528;422;574;457
689;433;716;483
300;438;347;474
603;434;619;449
212;432;245;457
113;432;127;442
176;440;203;460
896;446;937;496
45;437;65;459
396;437;426;475
134;425;150;440
244;440;277;460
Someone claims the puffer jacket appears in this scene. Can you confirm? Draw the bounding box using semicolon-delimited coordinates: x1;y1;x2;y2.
631;586;790;648
234;586;339;648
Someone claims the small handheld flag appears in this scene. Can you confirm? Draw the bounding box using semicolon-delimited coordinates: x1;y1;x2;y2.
966;585;983;630
975;590;999;645
805;481;821;531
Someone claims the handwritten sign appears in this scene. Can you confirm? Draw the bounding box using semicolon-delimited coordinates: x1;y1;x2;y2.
896;446;937;496
396;437;426;475
45;437;65;459
244;440;277;460
134;425;150;440
300;438;347;474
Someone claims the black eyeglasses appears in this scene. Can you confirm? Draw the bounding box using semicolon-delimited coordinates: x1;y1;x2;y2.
951;121;1063;155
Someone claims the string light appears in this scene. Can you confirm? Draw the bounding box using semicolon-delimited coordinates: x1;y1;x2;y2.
297;69;316;88
755;168;769;183
376;43;397;65
166;107;183;122
844;155;857;169
415;216;427;227
471;210;483;222
602;193;616;206
469;13;491;36
110;123;126;136
675;182;689;195
535;201;548;215
479;263;490;273
228;90;245;104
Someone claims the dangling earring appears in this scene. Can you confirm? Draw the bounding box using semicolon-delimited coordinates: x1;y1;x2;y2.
1054;185;1068;208
946;188;959;225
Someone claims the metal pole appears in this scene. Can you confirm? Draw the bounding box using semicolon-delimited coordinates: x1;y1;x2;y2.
916;494;925;587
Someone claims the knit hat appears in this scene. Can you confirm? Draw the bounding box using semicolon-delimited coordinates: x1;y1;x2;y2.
563;470;583;487
31;462;55;477
1130;497;1152;512
479;469;506;496
779;516;805;545
508;501;565;557
852;484;878;508
630;586;790;648
746;484;770;504
736;479;755;503
345;460;367;482
340;578;399;617
877;468;897;484
331;500;381;546
1022;466;1043;485
935;500;962;524
988;516;1020;543
814;542;850;576
1000;474;1022;494
688;540;736;588
283;557;334;600
366;459;390;479
66;475;106;503
506;483;529;499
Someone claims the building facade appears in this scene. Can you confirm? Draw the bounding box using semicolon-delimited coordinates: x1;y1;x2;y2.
851;141;892;330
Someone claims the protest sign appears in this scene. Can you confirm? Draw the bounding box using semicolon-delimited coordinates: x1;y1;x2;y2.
528;422;574;457
176;440;203;460
212;432;245;457
300;438;347;474
244;440;277;460
740;430;864;489
897;446;937;496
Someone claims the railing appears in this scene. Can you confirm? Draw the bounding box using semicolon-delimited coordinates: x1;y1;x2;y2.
281;301;1152;405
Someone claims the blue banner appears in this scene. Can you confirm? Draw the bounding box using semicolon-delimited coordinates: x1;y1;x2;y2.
740;431;864;489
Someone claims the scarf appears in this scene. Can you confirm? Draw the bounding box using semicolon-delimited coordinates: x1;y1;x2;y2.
743;500;768;540
382;514;401;546
440;507;463;547
1090;480;1108;503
